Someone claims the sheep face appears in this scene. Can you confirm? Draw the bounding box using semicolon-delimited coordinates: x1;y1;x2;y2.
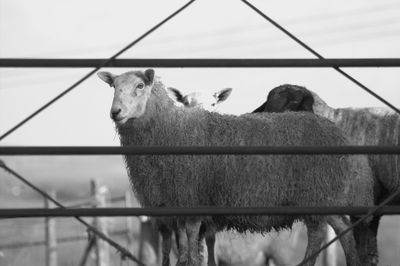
167;87;232;111
259;85;336;119
255;84;315;113
97;69;155;125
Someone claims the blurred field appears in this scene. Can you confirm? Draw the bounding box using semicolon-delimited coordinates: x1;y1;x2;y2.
0;156;399;265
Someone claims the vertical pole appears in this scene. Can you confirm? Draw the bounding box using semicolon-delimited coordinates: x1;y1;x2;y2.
91;179;110;266
45;190;57;266
125;191;136;259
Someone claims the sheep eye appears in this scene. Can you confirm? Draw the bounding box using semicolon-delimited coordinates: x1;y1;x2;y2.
137;83;144;90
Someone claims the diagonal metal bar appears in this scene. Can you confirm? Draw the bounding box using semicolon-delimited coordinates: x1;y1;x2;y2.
240;0;400;116
0;161;146;266
79;237;96;266
297;187;400;266
0;0;197;142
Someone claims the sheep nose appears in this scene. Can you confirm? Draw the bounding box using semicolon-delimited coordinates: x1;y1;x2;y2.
111;109;121;120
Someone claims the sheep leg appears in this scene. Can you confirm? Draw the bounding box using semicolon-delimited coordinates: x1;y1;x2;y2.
350;215;380;266
160;225;173;266
186;219;202;266
197;224;206;264
176;220;189;266
328;215;361;266
302;221;327;266
205;234;216;266
198;222;216;266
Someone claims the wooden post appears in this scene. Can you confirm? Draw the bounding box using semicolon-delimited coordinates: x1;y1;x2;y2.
91;180;110;266
44;190;57;266
125;191;135;257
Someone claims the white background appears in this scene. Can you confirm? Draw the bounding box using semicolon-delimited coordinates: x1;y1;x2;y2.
1;0;400;146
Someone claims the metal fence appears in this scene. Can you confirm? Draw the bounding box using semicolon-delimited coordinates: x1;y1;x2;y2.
1;0;400;266
0;175;156;266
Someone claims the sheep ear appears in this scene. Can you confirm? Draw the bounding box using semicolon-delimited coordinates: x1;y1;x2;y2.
285;89;310;111
97;71;116;87
144;69;155;86
167;87;185;104
215;88;232;103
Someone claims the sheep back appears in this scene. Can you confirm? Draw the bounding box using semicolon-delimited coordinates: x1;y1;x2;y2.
332;108;400;203
116;82;374;233
206;112;374;232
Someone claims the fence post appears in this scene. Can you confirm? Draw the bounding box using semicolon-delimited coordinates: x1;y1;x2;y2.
44;190;57;266
124;191;135;257
91;180;110;266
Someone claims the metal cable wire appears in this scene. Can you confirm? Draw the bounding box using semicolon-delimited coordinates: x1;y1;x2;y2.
240;0;400;116
0;0;197;142
0;161;146;266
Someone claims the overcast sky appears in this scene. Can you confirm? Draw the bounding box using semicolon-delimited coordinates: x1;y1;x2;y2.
1;0;400;145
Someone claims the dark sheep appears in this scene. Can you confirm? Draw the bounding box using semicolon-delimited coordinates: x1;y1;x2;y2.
256;84;399;265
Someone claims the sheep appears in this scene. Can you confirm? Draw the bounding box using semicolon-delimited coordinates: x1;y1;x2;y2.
166;87;233;266
127;86;232;265
97;69;375;266
255;84;400;265
138;86;233;266
169;86;357;266
167;87;232;111
168;87;277;266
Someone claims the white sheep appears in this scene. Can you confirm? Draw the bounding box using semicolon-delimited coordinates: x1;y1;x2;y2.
136;87;233;265
168;87;327;266
167;87;232;111
97;69;374;266
168;87;276;266
255;84;400;266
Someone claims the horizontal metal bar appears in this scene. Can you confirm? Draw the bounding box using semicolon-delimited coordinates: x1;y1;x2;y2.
0;206;399;218
1;58;400;68
0;145;399;156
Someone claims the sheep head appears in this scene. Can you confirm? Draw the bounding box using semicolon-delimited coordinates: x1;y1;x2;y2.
259;84;336;119
97;69;155;125
261;84;315;113
167;87;232;111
